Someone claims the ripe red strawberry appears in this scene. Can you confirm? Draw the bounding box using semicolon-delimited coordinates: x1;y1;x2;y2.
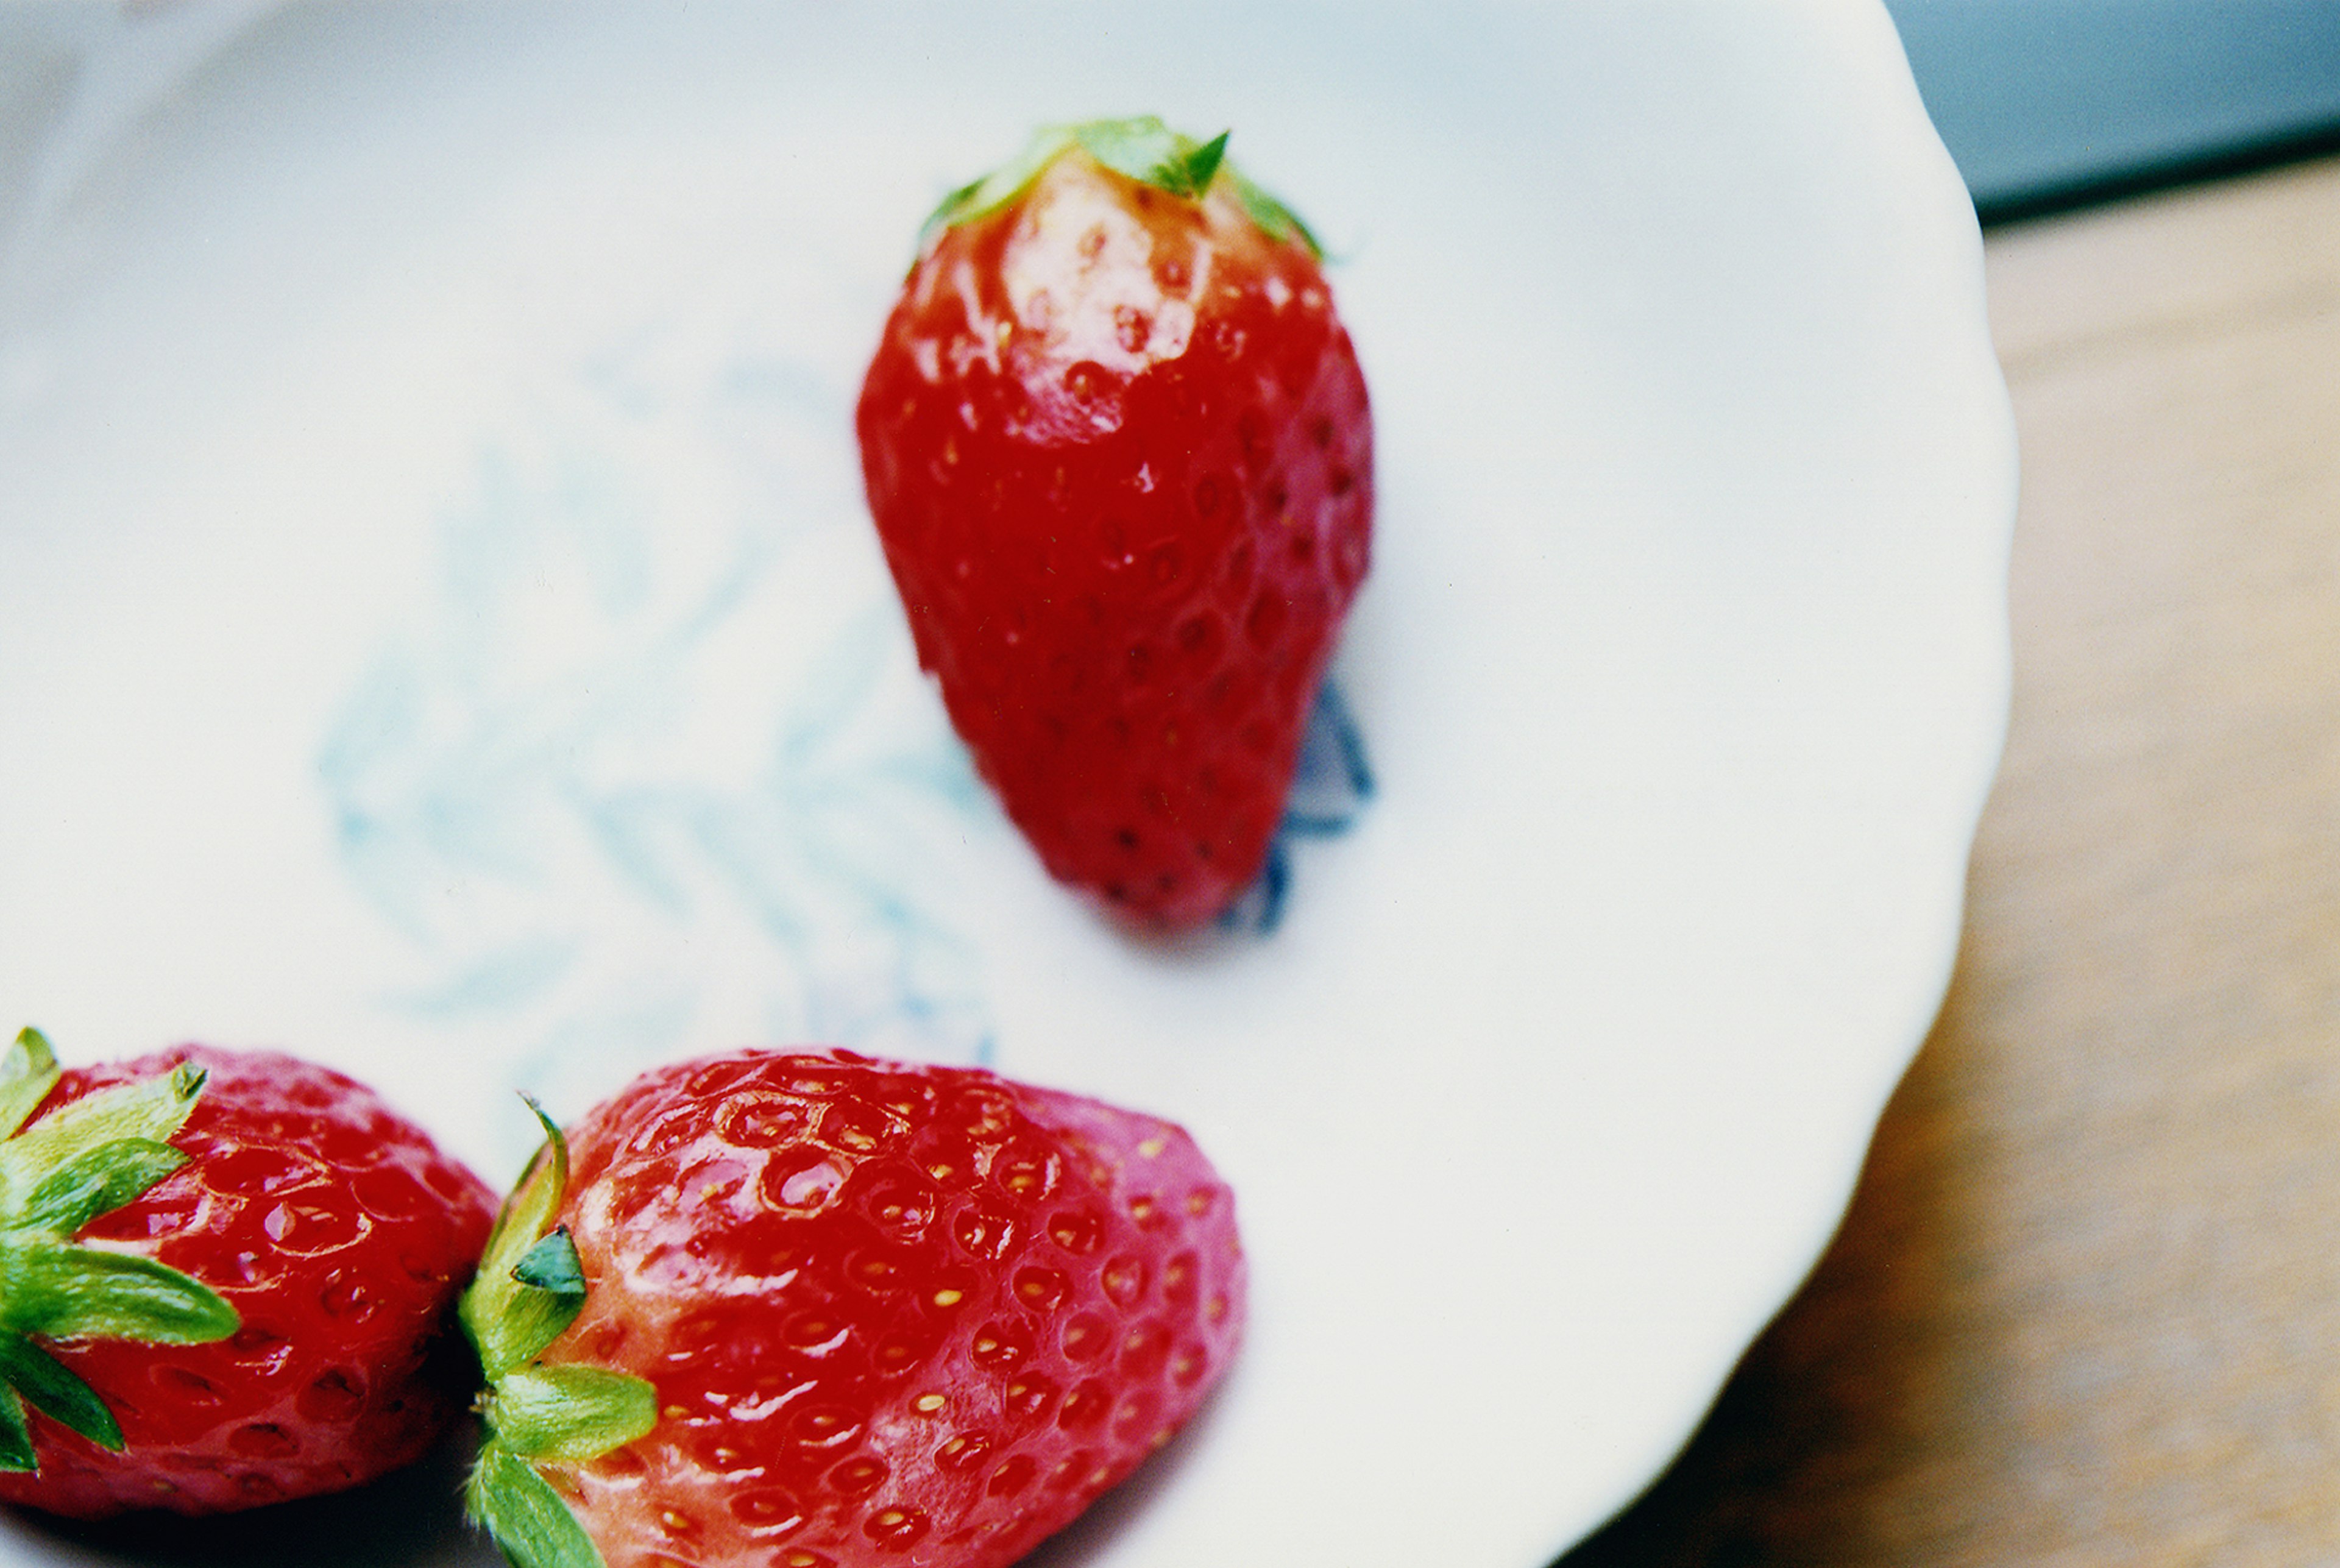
857;116;1373;929
461;1048;1244;1568
0;1028;496;1518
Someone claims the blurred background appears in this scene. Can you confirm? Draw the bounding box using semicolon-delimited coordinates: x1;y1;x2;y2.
1886;0;2340;221
1563;2;2340;1563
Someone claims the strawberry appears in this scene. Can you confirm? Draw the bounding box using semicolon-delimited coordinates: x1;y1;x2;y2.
0;1028;495;1518
856;116;1374;930
460;1048;1244;1568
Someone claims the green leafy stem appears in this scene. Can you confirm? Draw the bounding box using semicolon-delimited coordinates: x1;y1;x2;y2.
920;114;1321;257
460;1102;656;1568
0;1028;239;1470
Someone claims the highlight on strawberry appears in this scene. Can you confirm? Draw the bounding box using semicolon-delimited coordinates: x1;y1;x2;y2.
461;1048;1245;1568
0;1027;496;1517
857;116;1374;931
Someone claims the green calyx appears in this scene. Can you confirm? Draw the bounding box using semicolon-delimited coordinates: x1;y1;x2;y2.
0;1027;239;1472
461;1099;656;1568
1079;116;1228;199
918;115;1322;257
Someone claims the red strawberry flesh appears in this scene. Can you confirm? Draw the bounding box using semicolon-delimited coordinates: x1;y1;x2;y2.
858;129;1373;929
0;1046;496;1518
525;1049;1244;1568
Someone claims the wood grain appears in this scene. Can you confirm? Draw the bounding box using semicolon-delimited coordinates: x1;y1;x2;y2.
1557;152;2340;1567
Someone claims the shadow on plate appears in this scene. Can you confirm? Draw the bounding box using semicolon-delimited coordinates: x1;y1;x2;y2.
7;1431;498;1568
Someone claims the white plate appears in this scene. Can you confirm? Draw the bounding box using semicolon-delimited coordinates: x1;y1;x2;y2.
0;4;2013;1565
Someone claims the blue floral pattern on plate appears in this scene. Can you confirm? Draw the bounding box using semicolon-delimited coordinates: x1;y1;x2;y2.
316;332;1368;1129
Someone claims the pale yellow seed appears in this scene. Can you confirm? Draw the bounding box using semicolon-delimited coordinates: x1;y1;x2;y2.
933;1288;964;1307
1137;1137;1166;1158
915;1394;946;1413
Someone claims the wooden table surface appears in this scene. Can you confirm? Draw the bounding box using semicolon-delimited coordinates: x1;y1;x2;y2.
1558;152;2340;1566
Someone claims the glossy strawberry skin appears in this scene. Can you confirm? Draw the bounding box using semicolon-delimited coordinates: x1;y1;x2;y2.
537;1048;1244;1568
0;1046;495;1518
857;146;1373;929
